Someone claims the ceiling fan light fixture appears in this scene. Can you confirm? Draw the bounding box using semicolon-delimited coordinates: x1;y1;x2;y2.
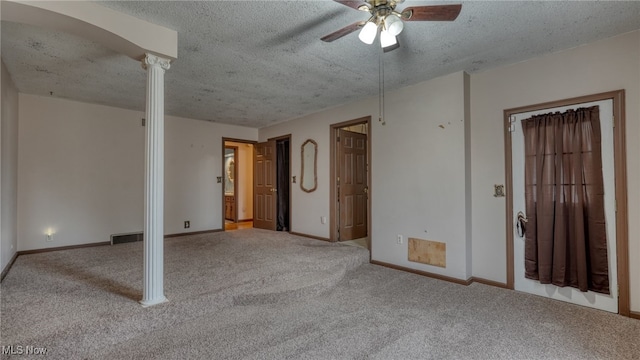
380;29;397;49
384;14;404;36
358;21;378;45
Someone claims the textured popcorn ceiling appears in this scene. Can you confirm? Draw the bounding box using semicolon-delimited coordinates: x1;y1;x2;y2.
2;1;639;128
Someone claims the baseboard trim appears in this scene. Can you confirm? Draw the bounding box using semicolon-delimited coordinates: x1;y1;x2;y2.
165;229;223;239
629;311;640;320
18;241;111;256
370;260;472;286
237;218;253;223
1;252;19;282
470;276;509;289
17;230;222;256
289;231;331;242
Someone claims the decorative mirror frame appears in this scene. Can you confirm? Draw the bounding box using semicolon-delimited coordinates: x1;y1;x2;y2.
300;139;318;193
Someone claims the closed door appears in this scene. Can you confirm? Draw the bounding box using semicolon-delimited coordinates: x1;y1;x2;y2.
338;129;367;240
511;99;617;313
254;140;277;230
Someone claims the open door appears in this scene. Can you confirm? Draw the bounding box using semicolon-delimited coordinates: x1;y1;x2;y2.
338;129;368;240
254;140;277;230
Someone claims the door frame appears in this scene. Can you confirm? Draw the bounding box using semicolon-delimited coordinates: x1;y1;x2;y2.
268;134;292;232
221;137;257;231
330;116;372;251
503;90;629;316
224;145;239;222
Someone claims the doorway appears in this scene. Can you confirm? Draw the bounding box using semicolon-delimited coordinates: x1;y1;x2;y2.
222;139;255;231
254;135;291;232
330;117;371;250
504;90;629;315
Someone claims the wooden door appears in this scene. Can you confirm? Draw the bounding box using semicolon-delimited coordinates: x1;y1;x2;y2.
338;129;367;240
254;140;277;230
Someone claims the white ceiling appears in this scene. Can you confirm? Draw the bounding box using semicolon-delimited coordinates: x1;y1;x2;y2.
2;1;639;128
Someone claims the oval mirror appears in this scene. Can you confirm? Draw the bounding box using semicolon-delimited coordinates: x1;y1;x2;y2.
301;139;317;193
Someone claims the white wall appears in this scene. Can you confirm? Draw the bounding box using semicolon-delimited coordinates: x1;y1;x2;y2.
226;141;253;221
372;72;470;279
260;71;472;279
18;94;257;250
470;30;640;310
164;117;257;234
1;60;19;273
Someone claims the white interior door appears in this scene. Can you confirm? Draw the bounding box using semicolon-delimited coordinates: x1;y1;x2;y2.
511;99;618;313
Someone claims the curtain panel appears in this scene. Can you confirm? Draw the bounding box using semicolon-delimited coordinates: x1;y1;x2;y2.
521;105;609;294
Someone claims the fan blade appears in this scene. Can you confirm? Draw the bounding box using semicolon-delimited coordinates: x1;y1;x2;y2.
401;4;462;21
321;21;366;42
333;0;371;11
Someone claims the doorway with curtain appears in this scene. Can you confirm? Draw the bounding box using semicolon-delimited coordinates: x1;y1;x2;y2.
504;90;629;315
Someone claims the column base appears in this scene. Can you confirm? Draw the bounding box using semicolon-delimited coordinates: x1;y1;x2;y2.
139;296;168;307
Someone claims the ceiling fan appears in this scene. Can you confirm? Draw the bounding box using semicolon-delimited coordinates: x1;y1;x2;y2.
321;0;462;52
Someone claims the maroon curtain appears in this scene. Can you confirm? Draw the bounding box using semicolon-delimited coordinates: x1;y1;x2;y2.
521;105;609;294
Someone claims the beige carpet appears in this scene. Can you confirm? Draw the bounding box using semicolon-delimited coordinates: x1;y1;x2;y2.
1;229;639;359
340;237;368;249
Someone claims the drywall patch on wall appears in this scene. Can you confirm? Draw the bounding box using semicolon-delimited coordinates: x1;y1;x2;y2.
408;238;446;268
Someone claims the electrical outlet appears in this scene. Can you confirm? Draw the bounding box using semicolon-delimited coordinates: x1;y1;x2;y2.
46;234;53;242
184;221;190;229
321;216;327;224
396;234;403;244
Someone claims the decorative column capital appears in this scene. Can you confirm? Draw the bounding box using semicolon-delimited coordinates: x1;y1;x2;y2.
142;53;171;71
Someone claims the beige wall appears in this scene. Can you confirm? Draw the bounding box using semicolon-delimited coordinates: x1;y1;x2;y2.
17;94;257;250
1;60;19;272
262;30;640;311
261;71;473;280
470;30;640;310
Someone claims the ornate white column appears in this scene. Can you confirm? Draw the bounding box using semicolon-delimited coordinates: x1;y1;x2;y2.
140;53;170;307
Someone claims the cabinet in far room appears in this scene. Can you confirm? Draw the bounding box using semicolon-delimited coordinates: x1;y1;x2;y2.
225;195;236;222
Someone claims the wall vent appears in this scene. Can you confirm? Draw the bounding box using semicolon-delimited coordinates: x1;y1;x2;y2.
111;232;143;245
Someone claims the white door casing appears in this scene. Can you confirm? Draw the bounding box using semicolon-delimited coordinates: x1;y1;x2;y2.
511;99;618;313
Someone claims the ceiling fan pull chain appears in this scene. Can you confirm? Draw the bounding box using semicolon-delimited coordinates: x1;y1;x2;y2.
379;48;386;125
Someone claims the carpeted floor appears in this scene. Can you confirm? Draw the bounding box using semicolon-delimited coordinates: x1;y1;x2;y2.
1;229;638;359
340;237;368;250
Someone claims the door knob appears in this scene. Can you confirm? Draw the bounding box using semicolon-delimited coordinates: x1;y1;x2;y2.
363;187;368;194
516;211;528;237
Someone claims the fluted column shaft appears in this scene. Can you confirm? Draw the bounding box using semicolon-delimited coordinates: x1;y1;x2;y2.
140;53;170;307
